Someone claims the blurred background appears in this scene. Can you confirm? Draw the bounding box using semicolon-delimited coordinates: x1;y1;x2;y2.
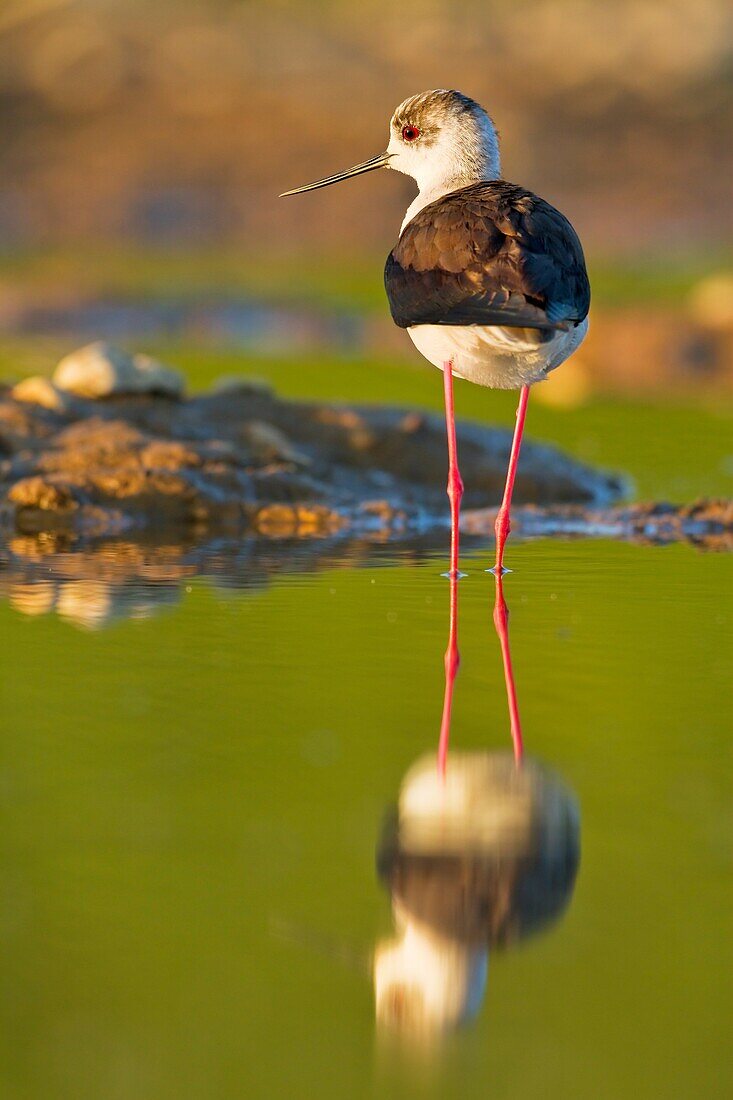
0;0;731;398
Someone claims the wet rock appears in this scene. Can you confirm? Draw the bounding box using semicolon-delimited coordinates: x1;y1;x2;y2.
0;361;626;539
252;503;344;538
242;420;311;467
9;477;78;512
212;375;273;397
2;497;730;631
53;342;184;399
462;498;733;551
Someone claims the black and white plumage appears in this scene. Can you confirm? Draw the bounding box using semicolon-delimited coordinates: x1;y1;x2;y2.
386;181;589;331
385;181;590;389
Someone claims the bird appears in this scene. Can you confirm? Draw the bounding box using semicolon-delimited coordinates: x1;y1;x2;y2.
281;89;590;576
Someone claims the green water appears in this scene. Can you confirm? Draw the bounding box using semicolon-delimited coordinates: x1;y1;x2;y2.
0;355;731;1098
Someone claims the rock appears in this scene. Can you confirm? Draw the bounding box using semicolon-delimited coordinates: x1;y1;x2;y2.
243;420;311;467
212;375;273;397
53;342;184;399
252;503;343;537
2;498;730;629
8;476;77;512
0;365;626;539
11;376;70;412
461;498;733;551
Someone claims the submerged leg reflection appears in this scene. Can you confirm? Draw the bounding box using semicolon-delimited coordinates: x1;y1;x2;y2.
437;568;525;776
492;573;524;764
437;568;460;777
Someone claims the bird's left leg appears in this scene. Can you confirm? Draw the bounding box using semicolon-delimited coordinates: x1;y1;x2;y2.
492;384;530;574
442;359;465;580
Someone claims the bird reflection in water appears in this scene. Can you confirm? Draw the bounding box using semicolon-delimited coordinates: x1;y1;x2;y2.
374;572;579;1036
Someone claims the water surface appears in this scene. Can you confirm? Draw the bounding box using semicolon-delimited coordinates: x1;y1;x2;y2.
0;370;731;1098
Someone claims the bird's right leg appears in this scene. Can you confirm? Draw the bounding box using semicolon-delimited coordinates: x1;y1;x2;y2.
442;359;465;580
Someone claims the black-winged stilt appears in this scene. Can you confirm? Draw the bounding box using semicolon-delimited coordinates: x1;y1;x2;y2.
282;89;590;576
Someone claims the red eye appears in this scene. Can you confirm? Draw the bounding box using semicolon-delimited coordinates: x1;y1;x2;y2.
401;125;420;142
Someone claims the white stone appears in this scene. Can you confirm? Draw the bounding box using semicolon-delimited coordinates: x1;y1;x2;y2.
11;376;69;412
53;342;184;399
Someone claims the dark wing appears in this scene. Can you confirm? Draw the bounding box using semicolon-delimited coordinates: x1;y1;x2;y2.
384;181;590;331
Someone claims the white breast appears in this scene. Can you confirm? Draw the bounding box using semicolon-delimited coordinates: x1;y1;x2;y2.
407;319;589;390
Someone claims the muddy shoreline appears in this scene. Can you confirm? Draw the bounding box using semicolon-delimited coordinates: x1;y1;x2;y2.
1;359;625;540
1;356;730;617
1;496;729;630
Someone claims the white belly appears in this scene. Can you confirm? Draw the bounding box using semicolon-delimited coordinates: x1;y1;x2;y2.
407;320;589;390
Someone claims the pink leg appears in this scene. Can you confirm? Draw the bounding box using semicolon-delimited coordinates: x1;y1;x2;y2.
492;573;524;764
492;384;530;575
442;360;464;580
437;568;460;778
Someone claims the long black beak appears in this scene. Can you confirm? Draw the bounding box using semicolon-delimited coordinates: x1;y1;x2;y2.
279;152;391;197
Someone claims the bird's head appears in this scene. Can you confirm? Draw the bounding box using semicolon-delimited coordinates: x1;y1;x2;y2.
280;89;500;199
386;90;500;194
